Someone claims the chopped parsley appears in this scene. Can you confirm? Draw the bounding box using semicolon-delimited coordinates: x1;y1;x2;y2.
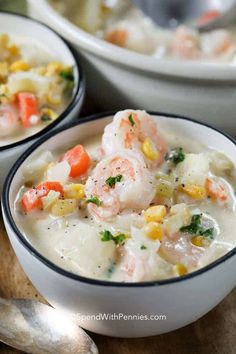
128;114;135;126
59;69;74;82
0;93;7;98
59;69;75;90
100;230;126;245
86;195;102;206
180;214;214;239
41;114;52;122
105;174;123;188
140;245;147;250
165;147;185;165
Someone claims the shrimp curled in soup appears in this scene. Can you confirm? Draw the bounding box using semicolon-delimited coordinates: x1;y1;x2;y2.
85;151;156;220
102;109;168;168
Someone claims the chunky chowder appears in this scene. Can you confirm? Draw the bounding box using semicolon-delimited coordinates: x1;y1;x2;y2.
0;33;75;147
15;110;236;282
49;0;236;63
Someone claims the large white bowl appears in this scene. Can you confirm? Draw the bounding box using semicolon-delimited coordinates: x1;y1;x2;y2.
28;0;236;136
0;12;85;192
2;112;236;338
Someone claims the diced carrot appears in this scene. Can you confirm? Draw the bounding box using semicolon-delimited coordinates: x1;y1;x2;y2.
205;178;228;202
36;181;64;197
61;145;91;178
21;181;63;212
197;10;220;26
17;92;40;128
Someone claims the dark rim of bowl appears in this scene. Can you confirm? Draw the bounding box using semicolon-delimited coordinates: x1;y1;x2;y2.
0;11;85;152
2;111;236;288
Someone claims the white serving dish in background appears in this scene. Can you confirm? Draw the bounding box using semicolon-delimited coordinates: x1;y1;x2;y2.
0;12;85;193
2;112;236;337
28;0;236;136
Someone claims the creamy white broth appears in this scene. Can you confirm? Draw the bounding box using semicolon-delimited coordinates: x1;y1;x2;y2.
14;111;236;282
0;33;75;147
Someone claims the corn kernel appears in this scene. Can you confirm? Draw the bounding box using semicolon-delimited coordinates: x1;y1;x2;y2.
141;138;160;161
8;44;19;56
191;235;210;248
10;60;29;72
46;61;64;75
173;264;187;276
144;205;167;223
144;222;163;240
0;62;8;77
51;199;78;217
40;108;58;121
0;34;9;48
181;184;207;200
42;190;60;211
64;184;85;200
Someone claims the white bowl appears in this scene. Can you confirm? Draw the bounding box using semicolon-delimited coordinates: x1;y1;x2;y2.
0;12;85;192
2;112;236;338
28;0;236;136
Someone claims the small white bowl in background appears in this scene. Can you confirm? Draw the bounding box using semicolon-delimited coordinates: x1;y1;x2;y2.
2;112;236;338
0;12;85;192
28;0;236;136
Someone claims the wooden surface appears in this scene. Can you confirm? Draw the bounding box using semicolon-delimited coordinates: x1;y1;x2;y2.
0;217;235;354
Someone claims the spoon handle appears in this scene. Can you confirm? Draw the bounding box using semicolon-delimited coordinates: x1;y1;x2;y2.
0;298;98;354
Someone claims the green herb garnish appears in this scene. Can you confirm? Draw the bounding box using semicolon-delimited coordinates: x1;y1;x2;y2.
128;114;135;126
105;174;123;188
180;214;214;239
86;195;102;206
0;93;7;98
100;230;126;245
59;69;74;90
140;245;147;250
59;69;74;82
165;147;185;165
41;114;52;122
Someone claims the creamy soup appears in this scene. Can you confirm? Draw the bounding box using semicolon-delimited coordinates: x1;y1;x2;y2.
0;33;75;147
14;110;236;282
49;0;236;64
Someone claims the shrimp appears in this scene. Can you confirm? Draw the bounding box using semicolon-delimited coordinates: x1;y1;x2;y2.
102;109;168;168
201;30;235;58
171;26;202;60
205;177;231;203
0;104;20;137
105;29;128;48
85;151;155;220
160;232;205;269
119;226;173;282
160;212;218;269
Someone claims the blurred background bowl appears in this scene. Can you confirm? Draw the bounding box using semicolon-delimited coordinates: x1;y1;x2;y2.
0;11;85;192
28;0;236;136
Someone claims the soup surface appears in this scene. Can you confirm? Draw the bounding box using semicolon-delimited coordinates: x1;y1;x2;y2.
49;0;236;64
15;110;236;282
0;33;75;147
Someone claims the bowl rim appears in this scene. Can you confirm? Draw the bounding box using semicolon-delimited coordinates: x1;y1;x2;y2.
2;110;236;287
0;10;85;152
28;0;236;81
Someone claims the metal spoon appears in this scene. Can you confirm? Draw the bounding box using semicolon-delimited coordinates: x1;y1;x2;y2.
0;297;98;354
130;0;236;31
